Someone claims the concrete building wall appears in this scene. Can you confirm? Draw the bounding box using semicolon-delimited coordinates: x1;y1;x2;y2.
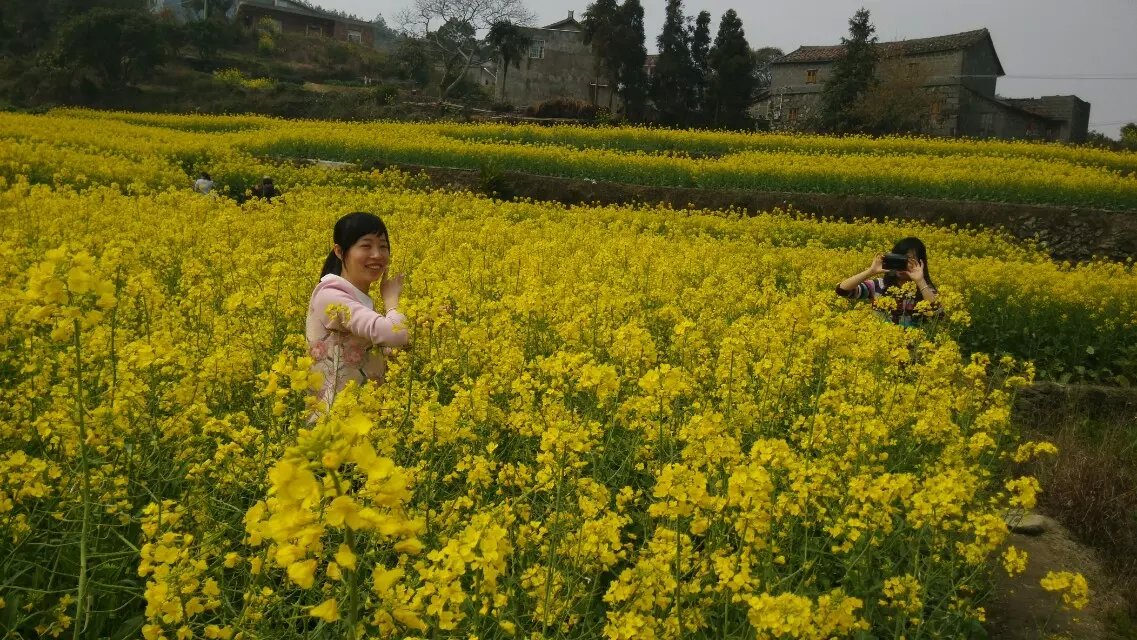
957;91;1057;140
760;62;827;128
1005;96;1091;143
901;50;965;87
960;43;1000;96
496;27;614;107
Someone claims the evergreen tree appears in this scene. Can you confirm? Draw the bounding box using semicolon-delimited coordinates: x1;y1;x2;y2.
582;0;620;108
613;0;649;119
706;9;756;128
651;0;696;126
820;7;878;133
690;10;711;118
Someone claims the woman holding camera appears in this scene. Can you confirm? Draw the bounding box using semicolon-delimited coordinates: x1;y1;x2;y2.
836;237;939;327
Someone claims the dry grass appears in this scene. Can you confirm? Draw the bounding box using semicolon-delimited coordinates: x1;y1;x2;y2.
1013;383;1137;634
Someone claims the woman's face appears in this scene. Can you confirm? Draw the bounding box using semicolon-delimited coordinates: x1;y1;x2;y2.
339;233;390;286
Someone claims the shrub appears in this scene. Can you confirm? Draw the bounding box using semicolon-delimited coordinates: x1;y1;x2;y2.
213;68;274;90
373;84;398;106
525;97;599;120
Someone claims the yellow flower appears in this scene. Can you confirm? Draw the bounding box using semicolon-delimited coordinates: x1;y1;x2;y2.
1002;546;1028;577
334;543;357;570
1040;571;1090;610
286;559;318;589
309;598;340;622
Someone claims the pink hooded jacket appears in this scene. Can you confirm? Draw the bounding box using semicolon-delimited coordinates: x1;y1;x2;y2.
305;274;409;407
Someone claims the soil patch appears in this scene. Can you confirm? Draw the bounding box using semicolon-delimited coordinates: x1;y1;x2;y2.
987;515;1130;639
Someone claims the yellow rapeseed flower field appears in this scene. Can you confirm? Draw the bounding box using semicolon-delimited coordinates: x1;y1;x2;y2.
2;111;1131;638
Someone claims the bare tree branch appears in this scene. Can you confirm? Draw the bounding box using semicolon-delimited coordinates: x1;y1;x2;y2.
398;0;533;101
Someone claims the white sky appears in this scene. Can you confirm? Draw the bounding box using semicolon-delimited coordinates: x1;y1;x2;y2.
324;0;1137;137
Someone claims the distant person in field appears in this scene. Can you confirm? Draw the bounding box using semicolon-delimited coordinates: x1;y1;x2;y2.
306;212;408;410
193;172;214;194
836;236;940;327
252;176;278;200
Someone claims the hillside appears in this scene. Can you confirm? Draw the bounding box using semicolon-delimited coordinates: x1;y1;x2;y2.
0;4;494;120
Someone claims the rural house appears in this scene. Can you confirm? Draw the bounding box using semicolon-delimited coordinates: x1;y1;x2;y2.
234;0;379;49
495;11;615;108
757;29;1090;142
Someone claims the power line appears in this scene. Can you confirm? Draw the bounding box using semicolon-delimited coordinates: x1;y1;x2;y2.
954;74;1137;80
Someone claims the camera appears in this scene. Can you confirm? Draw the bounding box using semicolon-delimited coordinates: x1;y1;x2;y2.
882;253;910;271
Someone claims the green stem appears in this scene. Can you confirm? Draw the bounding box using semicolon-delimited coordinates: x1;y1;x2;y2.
345;528;361;640
72;318;91;640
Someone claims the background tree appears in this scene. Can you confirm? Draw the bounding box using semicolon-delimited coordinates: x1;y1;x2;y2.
1122;122;1137;148
400;0;533;102
651;0;696;126
394;36;433;88
433;18;479;101
185;0;235;20
820;7;878;133
850;54;938;134
750;46;783;94
613;0;649;119
582;0;620;108
690;10;711;119
0;0;148;57
706;9;756;128
52;7;166;94
486;20;531;102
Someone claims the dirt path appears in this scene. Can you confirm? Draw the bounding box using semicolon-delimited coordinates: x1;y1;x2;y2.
986;514;1130;639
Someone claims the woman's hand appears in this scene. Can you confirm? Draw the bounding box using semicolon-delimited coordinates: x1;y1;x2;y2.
905;258;925;284
839;254;885;294
869;253;885;276
379;271;404;311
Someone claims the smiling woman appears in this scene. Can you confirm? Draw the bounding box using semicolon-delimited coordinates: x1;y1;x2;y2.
307;212;409;410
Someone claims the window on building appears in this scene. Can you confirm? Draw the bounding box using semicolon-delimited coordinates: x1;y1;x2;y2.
347;30;362;44
980;112;994;133
788;107;799;123
529;40;545;59
805;69;818;84
306;24;323;37
908;62;919;77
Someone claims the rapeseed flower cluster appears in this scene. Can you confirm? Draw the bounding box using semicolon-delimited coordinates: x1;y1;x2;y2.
0;111;1118;638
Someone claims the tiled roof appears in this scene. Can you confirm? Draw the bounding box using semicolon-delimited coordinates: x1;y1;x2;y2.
776;28;999;69
542;17;583;31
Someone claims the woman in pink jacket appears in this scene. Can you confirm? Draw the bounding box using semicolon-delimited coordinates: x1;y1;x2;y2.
306;212;409;409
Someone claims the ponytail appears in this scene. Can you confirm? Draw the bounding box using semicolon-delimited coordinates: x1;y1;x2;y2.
320;250;342;278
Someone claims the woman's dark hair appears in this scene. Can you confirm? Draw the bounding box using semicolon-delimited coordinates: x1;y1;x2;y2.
200;172;211;181
884;236;934;297
320;212;389;279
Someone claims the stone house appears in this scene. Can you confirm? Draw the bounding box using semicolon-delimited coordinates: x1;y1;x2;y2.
234;0;379;49
495;11;615;107
756;29;1090;142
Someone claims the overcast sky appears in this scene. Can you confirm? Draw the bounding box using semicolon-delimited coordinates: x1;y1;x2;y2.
324;0;1137;137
